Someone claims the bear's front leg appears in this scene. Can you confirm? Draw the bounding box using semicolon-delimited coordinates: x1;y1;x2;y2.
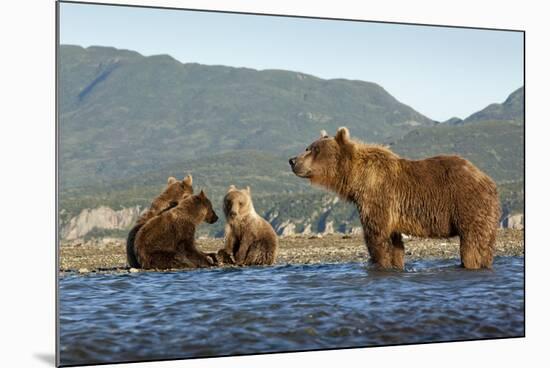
234;235;253;266
187;249;216;268
359;207;399;270
364;232;394;269
219;225;238;264
217;249;235;265
203;252;220;266
223;225;238;253
178;238;216;268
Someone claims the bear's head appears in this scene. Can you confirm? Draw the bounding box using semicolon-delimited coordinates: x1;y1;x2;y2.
194;190;219;224
223;185;254;221
289;127;353;187
152;174;194;213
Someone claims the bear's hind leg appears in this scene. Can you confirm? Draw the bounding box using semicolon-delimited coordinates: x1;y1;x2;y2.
144;251;181;270
235;237;253;266
459;236;481;269
185;248;216;268
457;194;499;269
244;241;276;266
459;230;495;269
242;244;261;266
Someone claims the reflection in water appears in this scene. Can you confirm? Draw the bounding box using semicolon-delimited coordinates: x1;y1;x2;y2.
59;257;524;366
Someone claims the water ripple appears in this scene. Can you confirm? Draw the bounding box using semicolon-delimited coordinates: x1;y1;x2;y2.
59;256;524;366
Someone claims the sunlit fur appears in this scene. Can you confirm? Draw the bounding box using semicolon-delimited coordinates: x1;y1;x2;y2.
218;186;278;266
291;127;500;270
126;175;194;268
134;191;219;270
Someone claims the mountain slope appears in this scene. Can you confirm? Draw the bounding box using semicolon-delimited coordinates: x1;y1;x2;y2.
59;150;352;238
391;86;524;220
58;45;524;239
59;45;434;188
392;120;524;183
461;87;524;125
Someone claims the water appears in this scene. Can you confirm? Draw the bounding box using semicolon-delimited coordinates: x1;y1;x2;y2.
59;257;524;366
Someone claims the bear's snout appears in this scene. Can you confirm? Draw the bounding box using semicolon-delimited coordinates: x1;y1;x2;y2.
208;213;219;224
229;210;237;219
289;157;297;169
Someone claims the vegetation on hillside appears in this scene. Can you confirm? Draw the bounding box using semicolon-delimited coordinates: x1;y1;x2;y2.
59;45;434;188
58;45;524;238
392;120;524;183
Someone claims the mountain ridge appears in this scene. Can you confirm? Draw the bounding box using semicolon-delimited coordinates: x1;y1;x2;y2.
453;86;524;125
59;44;435;188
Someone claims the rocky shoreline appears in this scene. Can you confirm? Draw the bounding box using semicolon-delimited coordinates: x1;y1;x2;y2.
59;229;524;274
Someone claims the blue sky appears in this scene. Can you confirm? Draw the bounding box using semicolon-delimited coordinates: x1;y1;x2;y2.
59;2;524;121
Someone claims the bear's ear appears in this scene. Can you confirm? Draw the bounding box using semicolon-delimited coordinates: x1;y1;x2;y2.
167;176;178;185
245;186;251;194
227;185;236;192
199;189;206;199
335;127;351;145
320;129;329;138
182;174;193;186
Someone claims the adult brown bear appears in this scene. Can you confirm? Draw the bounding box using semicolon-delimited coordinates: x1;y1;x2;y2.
289;127;500;270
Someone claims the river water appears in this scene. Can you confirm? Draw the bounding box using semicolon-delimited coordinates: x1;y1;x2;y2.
59;256;524;366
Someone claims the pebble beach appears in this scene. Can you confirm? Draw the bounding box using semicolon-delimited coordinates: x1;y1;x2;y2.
59;229;524;274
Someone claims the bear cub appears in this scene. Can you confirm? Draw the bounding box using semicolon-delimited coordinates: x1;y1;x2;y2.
218;185;278;266
134;190;219;270
126;175;194;268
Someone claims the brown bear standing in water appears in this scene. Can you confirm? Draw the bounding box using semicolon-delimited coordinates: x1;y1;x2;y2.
126;175;194;268
289;127;500;270
134;190;218;270
217;185;278;266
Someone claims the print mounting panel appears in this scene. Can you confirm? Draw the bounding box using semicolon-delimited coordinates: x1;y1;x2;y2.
56;1;524;366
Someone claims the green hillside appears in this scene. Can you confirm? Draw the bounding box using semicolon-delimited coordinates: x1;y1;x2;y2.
60;150;307;222
391;120;524;183
60;45;434;189
61;119;524;237
59;149;358;237
391;115;524;219
58;45;524;238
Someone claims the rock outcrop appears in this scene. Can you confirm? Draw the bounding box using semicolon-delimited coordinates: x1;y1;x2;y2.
61;202;524;241
61;206;143;240
277;220;297;237
500;213;524;230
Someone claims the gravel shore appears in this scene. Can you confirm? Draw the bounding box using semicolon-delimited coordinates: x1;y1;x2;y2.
59;229;524;274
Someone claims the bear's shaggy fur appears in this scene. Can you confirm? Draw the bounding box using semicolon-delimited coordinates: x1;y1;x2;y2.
126;175;194;268
289;127;500;270
217;185;278;266
134;190;218;270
